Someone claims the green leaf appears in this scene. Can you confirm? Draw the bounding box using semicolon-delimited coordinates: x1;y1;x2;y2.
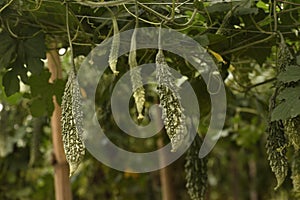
53;79;66;106
271;86;300;121
278;65;300;83
193;34;210;46
206;3;232;13
29;98;47;117
246;44;272;65
24;33;46;59
256;1;269;12
27;58;44;75
207;33;229;51
194;0;204;10
27;69;56;116
2;70;20;96
0;31;17;69
0;76;22;105
28;70;52;97
11;58;29;84
296;55;300;65
235;7;258;16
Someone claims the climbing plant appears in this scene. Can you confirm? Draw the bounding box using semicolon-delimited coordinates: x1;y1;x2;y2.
0;0;300;199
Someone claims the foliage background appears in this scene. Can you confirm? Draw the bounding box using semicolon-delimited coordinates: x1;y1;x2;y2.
0;0;299;199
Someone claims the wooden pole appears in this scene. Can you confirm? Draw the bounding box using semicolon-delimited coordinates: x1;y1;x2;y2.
47;47;72;200
157;137;176;200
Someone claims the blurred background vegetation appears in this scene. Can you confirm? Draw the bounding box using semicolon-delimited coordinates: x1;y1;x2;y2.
0;0;300;199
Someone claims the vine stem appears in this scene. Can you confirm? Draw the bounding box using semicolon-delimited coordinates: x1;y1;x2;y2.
123;4;161;25
73;0;133;7
277;0;300;5
136;1;197;27
137;1;174;23
66;3;76;74
273;0;278;32
221;34;275;55
0;0;14;13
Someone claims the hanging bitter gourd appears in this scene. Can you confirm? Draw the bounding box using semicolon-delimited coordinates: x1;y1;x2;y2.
129;28;145;120
285;117;300;151
156;49;187;152
108;16;120;75
61;70;85;176
266;120;288;190
277;41;293;72
185;134;208;200
292;150;300;196
266;35;292;190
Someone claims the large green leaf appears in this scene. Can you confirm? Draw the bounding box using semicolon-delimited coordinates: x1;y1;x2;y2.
27;70;55;116
246;44;272;65
26;58;44;75
2;70;20;97
24;32;46;59
10;58;29;84
0;76;22;105
235;7;258;16
53;79;66;106
271;86;300;121
206;2;233;13
278;65;300;83
28;70;52;97
29;98;47;117
0;31;17;69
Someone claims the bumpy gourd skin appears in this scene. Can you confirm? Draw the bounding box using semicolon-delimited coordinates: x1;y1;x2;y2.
266;121;288;190
266;39;293;190
285;117;300;151
289;117;300;198
61;70;85;176
108;16;120;75
292;149;300;197
129;28;145;120
185;134;207;200
156;49;187;152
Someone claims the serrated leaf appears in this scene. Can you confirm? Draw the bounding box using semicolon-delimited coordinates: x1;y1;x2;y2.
271;86;300;121
278;65;300;83
2;70;20;96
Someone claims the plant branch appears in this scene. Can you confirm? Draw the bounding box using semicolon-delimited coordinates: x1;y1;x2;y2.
0;0;14;13
73;0;133;7
277;0;300;6
136;1;175;23
221;34;275;55
244;78;276;92
65;3;76;73
273;0;278;32
123;4;161;25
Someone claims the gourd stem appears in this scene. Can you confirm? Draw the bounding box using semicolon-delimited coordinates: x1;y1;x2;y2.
66;3;77;74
